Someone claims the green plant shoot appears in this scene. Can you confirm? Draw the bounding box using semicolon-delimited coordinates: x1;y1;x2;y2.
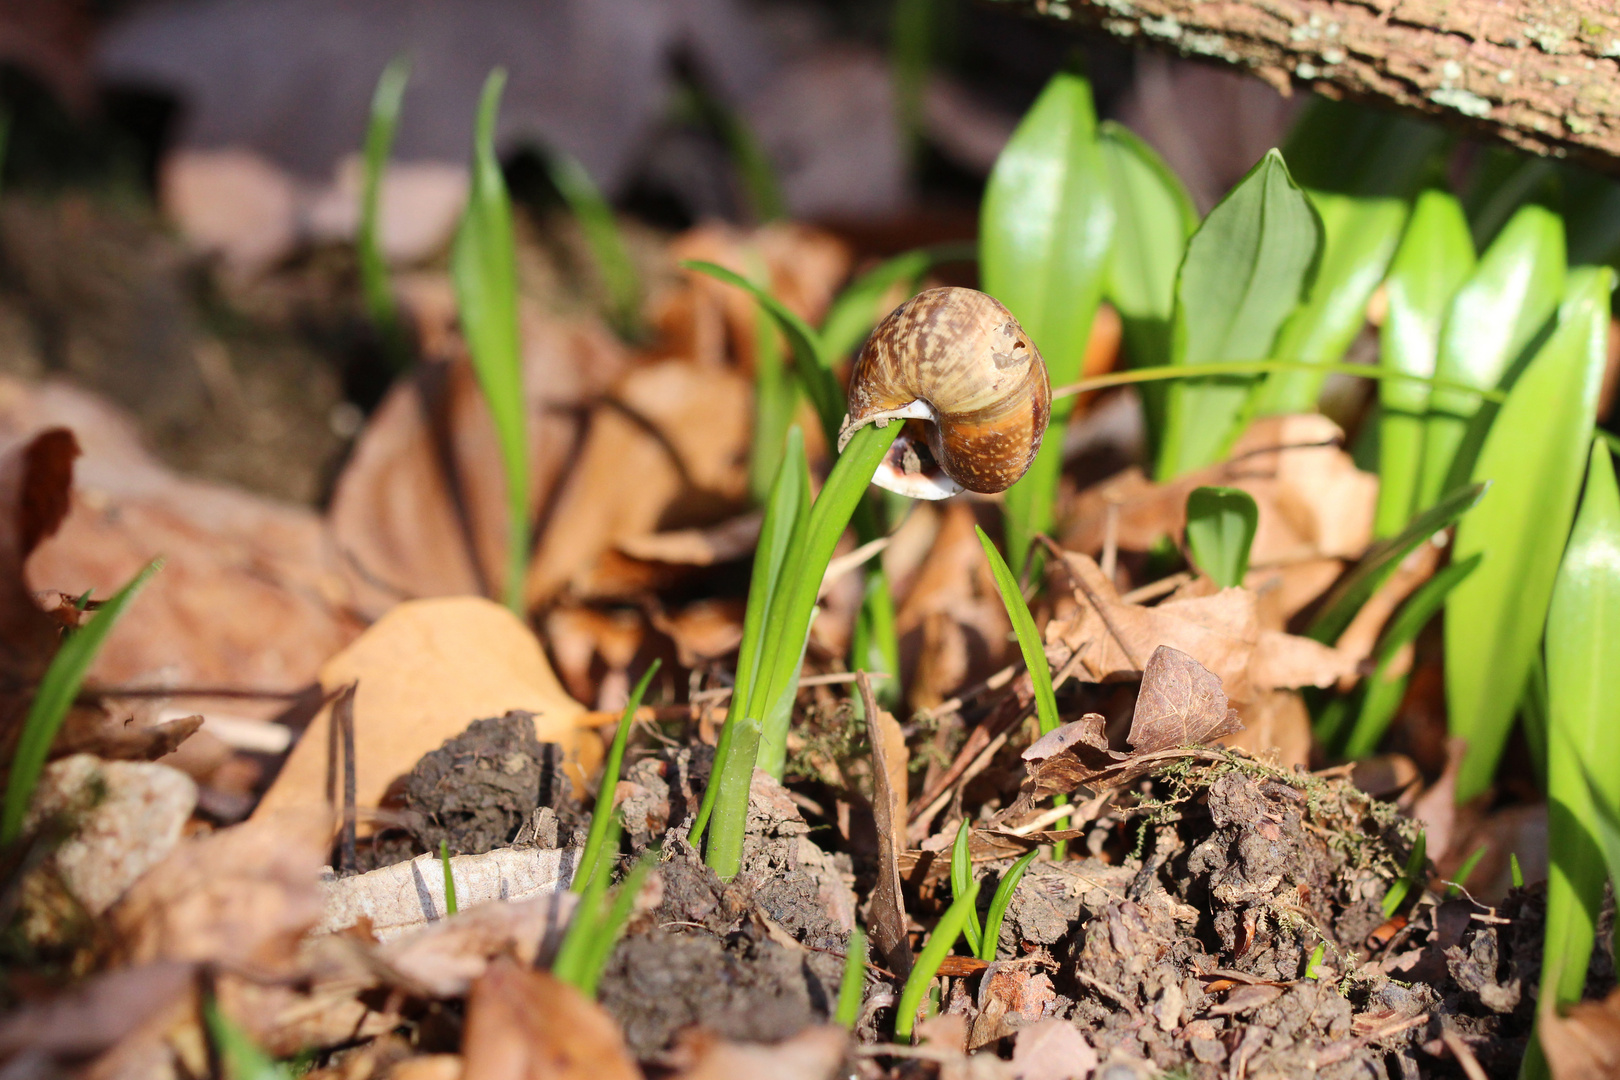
575;661;661;894
553;847;655;998
1381;831;1427;919
2;558;161;846
547;151;641;336
1185;486;1258;588
1447;268;1612;802
837;926;868;1030
439;840;458;916
1446;846;1487;898
359;55;411;370
895;878;979;1040
981;69;1114;576
980;849;1037;963
205;996;293;1080
952;817;983;955
451;70;529;613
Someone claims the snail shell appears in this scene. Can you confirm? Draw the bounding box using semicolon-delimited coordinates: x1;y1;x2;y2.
838;287;1051;500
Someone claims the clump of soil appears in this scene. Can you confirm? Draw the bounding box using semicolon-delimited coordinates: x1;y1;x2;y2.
353;711;585;871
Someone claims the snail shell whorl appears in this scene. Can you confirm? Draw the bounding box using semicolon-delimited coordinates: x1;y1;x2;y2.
842;287;1050;497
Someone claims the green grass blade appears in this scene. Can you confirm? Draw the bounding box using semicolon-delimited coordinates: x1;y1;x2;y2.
974;527;1058;735
1376;189;1476;537
890;0;933;168
1185;486;1258;588
820;244;975;364
359;54;411;370
752;424;899;782
440;839;458;915
552;811;620;988
692;430;806;846
1512;853;1525;889
547;152;641;336
680;260;843;449
1448;268;1612;802
1381;831;1426;918
748;268;795;503
1337;553;1479;760
1446;845;1487;898
451;70;529;614
849;561;901;712
951;818;983;955
1306;481;1486;644
837;926;868;1029
205;996;293;1080
982;69;1114;575
1252;98;1445;415
2;559;160;846
574;660;660;894
1098;120;1197;463
895;878;979;1040
578;852;655;998
979;849;1038;963
1304;942;1327;979
1158;149;1322;479
1540;440;1620;1010
1419;203;1565;509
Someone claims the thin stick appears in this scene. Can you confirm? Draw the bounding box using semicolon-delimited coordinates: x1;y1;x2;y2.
334;682;359;874
1100;501;1118;584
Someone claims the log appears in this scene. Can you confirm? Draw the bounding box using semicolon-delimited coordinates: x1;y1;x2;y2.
985;0;1620;168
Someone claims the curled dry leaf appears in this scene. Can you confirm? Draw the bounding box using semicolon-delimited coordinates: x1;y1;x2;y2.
970;963;1058;1048
23;755;197;915
1066;414;1377;566
1020;647;1241;799
255;597;593;826
317;847;576;942
461;958;641;1080
110;808;330;970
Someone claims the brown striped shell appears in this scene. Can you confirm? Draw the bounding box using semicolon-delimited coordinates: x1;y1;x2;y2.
838;287;1050;499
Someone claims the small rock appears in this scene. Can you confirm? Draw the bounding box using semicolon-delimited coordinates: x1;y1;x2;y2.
25;754;197;914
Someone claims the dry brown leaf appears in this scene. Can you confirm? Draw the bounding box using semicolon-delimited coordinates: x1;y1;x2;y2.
0;961;195;1064
1009;1018;1098;1080
1128;645;1244;755
1542;986;1620;1080
970;962;1057;1048
1066;414;1376;566
896;502;1011;712
670;1026;848;1080
861;673;911;983
1224;689;1311;770
649;599;745;670
616;512;762;565
386;1057;463;1080
1331;540;1440;668
111;808;329;969
460;958;641;1080
255;597;592;825
366;892;580;996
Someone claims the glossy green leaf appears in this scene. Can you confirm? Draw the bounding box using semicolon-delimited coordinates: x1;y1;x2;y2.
451;71;529;613
952;818;983;955
1418;203;1565;509
1185;486;1258;589
982;69;1114;573
979;849;1038;963
359;55;410;369
1540;441;1620;1010
2;559;161;846
1307;481;1485;645
1098;120;1197;459
1337;553;1479;760
574;660;661;894
1252;98;1445;414
1158;150;1322;479
896;878;979;1039
1447;267;1612;803
1375;189;1476;537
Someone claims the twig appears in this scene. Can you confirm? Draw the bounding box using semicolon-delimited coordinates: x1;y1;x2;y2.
333;682;359;874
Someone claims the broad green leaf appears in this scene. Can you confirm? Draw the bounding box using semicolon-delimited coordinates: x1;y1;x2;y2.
1158;150;1322;479
982;69;1114;573
1541;441;1620;1010
1337;553;1479;760
359;55;410;369
1447;267;1612;803
1375;190;1475;537
1185;486;1258;589
1418;203;1565;508
2;560;161;846
1252;98;1445;414
451;70;529;612
1307;481;1485;644
1098;120;1197;460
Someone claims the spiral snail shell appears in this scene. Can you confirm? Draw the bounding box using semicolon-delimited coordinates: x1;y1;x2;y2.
838;287;1051;500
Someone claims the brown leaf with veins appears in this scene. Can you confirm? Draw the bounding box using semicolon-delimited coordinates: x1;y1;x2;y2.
1129;645;1244;754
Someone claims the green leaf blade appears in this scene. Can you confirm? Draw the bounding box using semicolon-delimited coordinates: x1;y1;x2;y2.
974;527;1059;736
1185;486;1258;589
1447;266;1613;802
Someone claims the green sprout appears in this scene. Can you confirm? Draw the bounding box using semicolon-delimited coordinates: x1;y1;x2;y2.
359;55;411;370
951;818;984;956
450;69;530;614
979;849;1038;963
895;878;979;1040
1184;486;1258;588
1304;942;1328;980
552;846;656;998
575;661;661;894
1381;831;1427;919
837;925;868;1029
2;559;161;846
546;151;641;337
1445;846;1487;899
439;839;458;916
204;996;294;1080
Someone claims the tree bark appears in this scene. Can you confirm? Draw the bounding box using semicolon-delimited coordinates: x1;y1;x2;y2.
986;0;1620;168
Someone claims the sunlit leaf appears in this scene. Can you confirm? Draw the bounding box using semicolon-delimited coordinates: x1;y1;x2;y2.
1185;486;1258;589
1542;441;1620;1008
1447;267;1611;802
1158;149;1321;479
1418;203;1565;509
1375;189;1475;537
982;69;1114;573
1252;98;1445;414
358;55;410;369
